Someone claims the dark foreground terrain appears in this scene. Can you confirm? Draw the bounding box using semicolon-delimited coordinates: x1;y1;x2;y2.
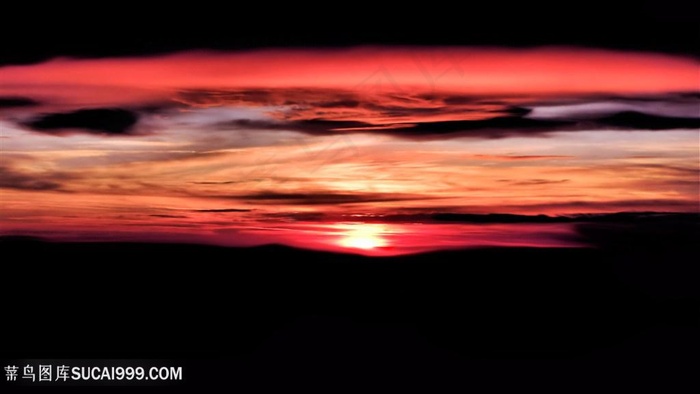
1;232;698;392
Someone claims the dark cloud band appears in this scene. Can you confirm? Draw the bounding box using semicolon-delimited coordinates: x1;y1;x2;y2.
23;108;139;135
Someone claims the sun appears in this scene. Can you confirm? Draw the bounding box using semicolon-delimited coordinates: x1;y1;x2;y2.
338;224;388;250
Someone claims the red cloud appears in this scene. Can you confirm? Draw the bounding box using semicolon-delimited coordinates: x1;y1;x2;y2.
1;47;697;103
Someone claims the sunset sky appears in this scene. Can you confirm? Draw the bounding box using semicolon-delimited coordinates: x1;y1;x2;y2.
1;47;698;254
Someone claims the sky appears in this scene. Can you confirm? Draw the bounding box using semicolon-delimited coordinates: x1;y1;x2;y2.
1;47;697;254
2;1;698;65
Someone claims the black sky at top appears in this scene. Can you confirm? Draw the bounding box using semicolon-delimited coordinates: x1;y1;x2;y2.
1;0;698;65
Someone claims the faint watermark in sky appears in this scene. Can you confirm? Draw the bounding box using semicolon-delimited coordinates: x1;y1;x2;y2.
239;133;360;189
355;49;466;95
355;65;404;95
412;49;465;92
227;50;469;193
297;134;360;175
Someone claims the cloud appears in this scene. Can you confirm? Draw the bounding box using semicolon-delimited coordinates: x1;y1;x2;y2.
429;213;572;223
526;95;700;119
208;99;556;139
625;163;699;176
0;165;66;191
1;48;697;140
322;212;574;224
255;210;698;228
233;191;430;205
500;199;700;213
262;212;327;222
503;179;570;186
221;109;699;140
474;155;573;161
189;89;700;140
1;48;697;95
595;111;700;130
23;108;140;135
193;208;252;213
0;96;39;108
191;181;240;185
5;87;699;142
149;214;189;218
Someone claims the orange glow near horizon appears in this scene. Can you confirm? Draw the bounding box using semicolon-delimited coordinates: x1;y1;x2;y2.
338;224;389;251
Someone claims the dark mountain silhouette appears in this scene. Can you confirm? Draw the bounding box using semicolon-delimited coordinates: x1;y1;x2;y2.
1;211;696;391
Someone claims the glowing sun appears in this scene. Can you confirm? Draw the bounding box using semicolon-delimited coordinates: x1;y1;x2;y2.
338;224;388;250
